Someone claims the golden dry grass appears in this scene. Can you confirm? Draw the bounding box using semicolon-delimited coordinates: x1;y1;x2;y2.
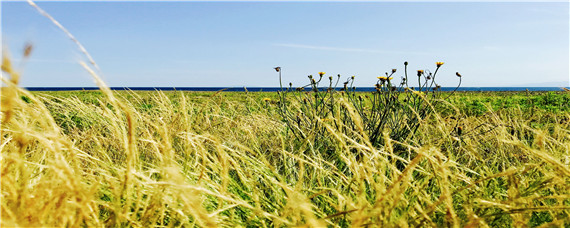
2;2;569;225
1;71;569;226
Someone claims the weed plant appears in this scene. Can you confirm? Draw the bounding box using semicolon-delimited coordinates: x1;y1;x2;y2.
275;62;462;155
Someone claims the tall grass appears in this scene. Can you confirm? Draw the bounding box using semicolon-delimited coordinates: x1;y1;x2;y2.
2;62;569;226
2;1;569;226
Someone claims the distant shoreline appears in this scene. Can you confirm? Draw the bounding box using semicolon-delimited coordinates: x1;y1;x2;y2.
24;87;570;92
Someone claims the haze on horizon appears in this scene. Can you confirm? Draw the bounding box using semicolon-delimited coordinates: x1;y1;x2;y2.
1;1;569;88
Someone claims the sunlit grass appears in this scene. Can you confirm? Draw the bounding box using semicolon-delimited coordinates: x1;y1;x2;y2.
2;79;569;226
2;2;569;225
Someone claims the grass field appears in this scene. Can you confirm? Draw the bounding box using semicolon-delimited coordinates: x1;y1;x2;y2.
3;1;569;226
2;85;569;227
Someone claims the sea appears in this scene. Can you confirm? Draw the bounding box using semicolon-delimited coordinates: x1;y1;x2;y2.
24;87;570;92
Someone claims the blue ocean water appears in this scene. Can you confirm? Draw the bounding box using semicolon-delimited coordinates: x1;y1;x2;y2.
25;87;570;92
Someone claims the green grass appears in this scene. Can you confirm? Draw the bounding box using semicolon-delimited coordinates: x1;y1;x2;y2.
2;88;569;227
445;91;570;115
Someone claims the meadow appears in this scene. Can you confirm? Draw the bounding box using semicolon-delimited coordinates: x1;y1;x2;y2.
1;81;569;226
3;1;569;226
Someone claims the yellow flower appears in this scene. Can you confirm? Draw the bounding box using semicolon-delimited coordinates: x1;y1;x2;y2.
318;72;326;76
263;98;271;102
377;76;393;80
417;70;424;76
436;62;444;67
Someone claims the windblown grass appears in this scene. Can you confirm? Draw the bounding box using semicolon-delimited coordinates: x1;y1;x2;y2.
1;84;569;226
3;1;569;225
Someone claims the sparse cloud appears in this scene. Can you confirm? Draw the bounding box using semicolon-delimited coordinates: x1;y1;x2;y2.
273;43;431;55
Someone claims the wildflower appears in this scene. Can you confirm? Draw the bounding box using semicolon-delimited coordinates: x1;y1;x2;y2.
263;98;271;102
436;62;444;67
404;61;408;66
377;76;393;80
329;76;333;81
318;72;326;76
392;68;397;73
417;70;424;76
274;67;281;72
351;75;355;80
456;72;462;77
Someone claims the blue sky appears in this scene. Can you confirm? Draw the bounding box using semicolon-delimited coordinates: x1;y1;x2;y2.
2;1;569;87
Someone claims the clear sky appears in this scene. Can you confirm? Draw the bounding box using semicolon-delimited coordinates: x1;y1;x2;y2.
2;1;569;88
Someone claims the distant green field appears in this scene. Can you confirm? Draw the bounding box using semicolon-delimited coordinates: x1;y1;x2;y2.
30;89;570;115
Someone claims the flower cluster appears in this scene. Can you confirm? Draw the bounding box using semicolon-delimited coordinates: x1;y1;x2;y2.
274;61;463;150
